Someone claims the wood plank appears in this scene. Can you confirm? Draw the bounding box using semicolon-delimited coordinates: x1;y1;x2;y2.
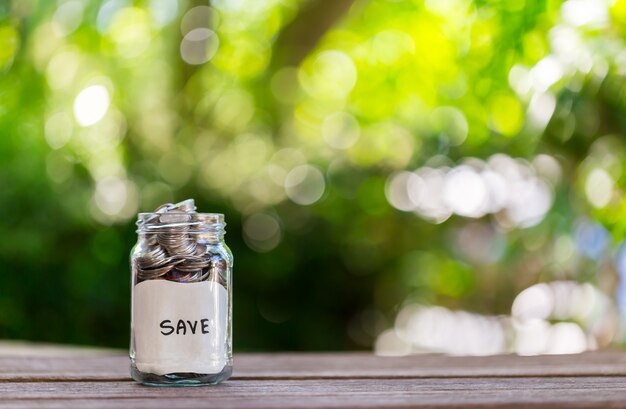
0;356;129;381
2;351;626;381
234;352;626;378
1;397;619;409
1;378;626;408
0;341;118;358
1;343;626;408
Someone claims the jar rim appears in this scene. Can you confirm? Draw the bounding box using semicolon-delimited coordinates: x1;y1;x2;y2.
135;212;225;233
137;212;224;218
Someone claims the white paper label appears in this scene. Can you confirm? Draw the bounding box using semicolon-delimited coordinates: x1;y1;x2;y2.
132;280;228;375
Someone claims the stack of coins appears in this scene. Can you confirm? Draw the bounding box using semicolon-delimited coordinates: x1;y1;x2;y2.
134;199;227;286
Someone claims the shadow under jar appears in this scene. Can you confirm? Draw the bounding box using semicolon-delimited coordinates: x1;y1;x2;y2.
130;208;232;386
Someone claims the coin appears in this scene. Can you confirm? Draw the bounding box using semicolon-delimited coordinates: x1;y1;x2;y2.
134;199;228;286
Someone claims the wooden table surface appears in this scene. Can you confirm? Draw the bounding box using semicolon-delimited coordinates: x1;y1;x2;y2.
2;342;626;408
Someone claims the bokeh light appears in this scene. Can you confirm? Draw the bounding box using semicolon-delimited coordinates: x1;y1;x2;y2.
386;154;556;228
377;281;617;356
285;165;326;206
180;28;219;65
73;85;111;127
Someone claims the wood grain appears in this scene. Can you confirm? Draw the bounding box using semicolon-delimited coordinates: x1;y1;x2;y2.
2;343;626;408
1;378;626;408
2;350;626;380
234;352;626;379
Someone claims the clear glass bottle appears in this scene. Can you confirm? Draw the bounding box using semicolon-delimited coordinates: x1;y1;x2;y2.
130;201;232;386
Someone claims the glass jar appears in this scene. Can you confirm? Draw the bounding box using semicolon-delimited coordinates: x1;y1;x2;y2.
129;201;232;386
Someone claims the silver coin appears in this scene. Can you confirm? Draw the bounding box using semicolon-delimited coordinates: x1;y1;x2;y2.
134;199;227;288
171;199;196;213
159;212;192;224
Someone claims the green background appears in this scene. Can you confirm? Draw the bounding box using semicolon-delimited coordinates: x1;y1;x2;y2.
1;0;626;352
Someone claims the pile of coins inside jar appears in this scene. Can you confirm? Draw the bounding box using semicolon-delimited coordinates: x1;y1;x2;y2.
133;199;227;286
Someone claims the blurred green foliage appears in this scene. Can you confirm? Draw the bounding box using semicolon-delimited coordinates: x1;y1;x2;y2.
1;0;626;352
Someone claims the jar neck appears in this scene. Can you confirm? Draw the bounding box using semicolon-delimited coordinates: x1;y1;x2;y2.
136;212;226;243
138;231;225;244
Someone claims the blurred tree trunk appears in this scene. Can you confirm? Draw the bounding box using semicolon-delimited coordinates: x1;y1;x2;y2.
270;0;357;70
